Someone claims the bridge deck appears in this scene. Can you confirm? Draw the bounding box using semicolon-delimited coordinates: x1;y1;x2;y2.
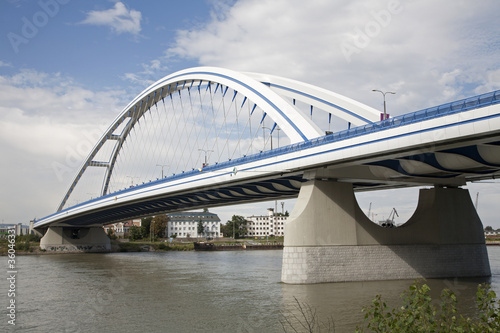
35;89;500;228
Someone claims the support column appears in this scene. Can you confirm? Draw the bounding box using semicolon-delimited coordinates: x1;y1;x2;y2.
282;170;490;284
40;227;111;252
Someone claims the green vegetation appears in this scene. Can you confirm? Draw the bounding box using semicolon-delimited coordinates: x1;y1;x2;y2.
151;214;168;239
106;228;117;240
197;219;204;236
140;216;153;239
281;281;500;332
356;281;500;332
0;234;41;254
127;215;169;241
15;240;32;252
129;225;142;241
16;234;41;242
221;215;248;238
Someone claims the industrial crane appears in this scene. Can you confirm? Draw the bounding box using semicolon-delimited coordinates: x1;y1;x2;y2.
380;208;399;228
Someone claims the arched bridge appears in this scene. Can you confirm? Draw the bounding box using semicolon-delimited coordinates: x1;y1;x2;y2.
35;67;500;283
35;67;500;228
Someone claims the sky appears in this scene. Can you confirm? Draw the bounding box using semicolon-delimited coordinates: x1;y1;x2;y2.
1;0;499;228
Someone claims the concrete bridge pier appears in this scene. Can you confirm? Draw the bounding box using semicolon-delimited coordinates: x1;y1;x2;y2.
39;226;111;252
281;169;490;284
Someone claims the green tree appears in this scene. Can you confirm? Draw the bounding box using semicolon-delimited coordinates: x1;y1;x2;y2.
129;225;142;241
197;220;205;236
141;216;153;239
222;215;248;238
485;225;494;232
356;280;500;332
151;215;168;239
106;228;117;240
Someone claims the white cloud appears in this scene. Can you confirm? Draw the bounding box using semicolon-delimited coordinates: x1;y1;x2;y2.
168;0;500;114
79;2;142;36
0;60;11;67
122;59;170;87
0;69;124;222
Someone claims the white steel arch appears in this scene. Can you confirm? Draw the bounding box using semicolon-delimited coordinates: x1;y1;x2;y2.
246;72;381;126
57;67;377;211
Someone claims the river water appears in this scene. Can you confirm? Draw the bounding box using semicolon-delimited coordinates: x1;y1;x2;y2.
4;246;500;332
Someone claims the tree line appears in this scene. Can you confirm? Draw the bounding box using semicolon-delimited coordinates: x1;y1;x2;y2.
128;215;169;241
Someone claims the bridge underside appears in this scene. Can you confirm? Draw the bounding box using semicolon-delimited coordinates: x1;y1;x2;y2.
44;176;304;227
282;168;491;284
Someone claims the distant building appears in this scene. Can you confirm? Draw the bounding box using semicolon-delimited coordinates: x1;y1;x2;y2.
103;219;141;237
245;208;287;237
0;223;30;238
166;211;221;238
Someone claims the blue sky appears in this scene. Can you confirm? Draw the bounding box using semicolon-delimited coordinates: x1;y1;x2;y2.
1;0;500;228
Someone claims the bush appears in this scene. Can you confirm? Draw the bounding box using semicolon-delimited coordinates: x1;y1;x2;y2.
356;280;500;332
16;234;40;242
15;241;31;251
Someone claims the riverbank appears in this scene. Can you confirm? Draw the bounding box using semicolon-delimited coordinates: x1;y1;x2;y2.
0;238;286;255
0;240;195;255
194;241;283;251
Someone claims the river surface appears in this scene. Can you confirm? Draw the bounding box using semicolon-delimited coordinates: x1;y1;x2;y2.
4;246;500;332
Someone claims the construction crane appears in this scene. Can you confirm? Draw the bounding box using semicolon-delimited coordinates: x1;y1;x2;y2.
380;208;399;228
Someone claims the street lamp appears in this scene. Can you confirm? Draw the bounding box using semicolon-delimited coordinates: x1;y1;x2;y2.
156;164;168;178
198;149;214;167
262;126;273;150
372;90;396;120
276;126;281;148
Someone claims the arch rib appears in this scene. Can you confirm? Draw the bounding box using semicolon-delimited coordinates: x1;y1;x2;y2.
245;72;381;125
58;67;323;211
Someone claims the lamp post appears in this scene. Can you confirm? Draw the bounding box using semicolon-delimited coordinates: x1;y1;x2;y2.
262;126;273;150
372;90;395;120
198;149;214;167
276;126;281;148
156;164;168;178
